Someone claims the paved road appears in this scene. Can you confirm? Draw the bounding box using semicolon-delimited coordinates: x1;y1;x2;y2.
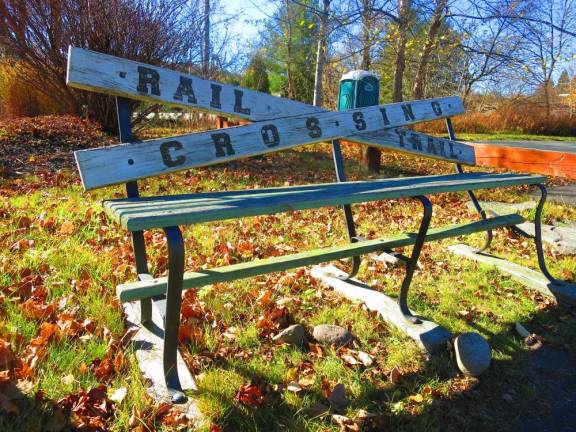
476;140;576;154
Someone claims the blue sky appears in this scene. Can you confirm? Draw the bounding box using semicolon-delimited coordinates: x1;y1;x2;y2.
222;0;276;41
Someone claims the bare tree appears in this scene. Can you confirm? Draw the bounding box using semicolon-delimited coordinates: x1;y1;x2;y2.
0;0;203;131
203;0;211;77
412;0;448;99
516;0;575;116
313;0;331;106
392;0;411;102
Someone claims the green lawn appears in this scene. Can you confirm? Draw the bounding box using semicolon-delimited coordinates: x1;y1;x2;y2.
451;132;575;142
1;141;575;431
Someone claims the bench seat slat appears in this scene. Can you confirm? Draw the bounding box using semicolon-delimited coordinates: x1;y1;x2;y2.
104;173;544;231
116;213;525;302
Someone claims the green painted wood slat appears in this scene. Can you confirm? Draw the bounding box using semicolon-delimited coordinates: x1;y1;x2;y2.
116;214;525;302
104;173;545;231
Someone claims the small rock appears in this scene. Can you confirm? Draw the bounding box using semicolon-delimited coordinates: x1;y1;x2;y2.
272;324;307;346
313;324;353;347
454;332;491;377
328;383;348;412
502;393;514;403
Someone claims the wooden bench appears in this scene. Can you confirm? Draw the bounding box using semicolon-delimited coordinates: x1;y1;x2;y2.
66;47;561;403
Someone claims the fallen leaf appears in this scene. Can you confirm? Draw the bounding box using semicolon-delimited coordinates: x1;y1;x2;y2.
286;381;302;393
408;393;424;403
389;367;402;384
332;414;359;431
357;351;374;367
256;289;273;307
235;382;267;406
298;375;316;389
109;387;127;403
59;221;75;235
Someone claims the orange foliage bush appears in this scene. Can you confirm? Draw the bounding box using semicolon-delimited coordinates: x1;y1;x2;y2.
0;61;71;118
416;102;576;136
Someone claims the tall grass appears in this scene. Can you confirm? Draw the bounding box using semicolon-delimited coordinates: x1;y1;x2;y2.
417;101;576;136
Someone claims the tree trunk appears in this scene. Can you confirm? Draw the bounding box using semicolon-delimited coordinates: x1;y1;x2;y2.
361;0;372;70
202;0;210;78
412;0;446;100
360;0;380;172
313;0;330;107
392;0;410;103
284;0;295;99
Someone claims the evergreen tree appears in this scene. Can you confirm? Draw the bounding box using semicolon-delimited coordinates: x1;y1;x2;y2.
242;54;270;93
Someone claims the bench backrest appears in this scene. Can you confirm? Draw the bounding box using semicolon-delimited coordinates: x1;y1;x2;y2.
67;47;471;191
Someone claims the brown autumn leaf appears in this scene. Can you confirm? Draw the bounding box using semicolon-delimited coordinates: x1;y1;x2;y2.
332;414;360;432
178;323;203;344
0;339;17;371
235;382;268;407
57;385;114;431
20;298;56;320
59;221;76;235
16;216;32;229
256;289;273;308
389;367;402;384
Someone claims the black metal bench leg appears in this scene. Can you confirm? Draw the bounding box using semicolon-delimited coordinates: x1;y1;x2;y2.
331;139;362;279
534;184;561;284
445;118;493;253
131;230;152;323
398;196;433;324
162;226;187;404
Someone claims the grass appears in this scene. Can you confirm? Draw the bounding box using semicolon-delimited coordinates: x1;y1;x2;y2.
446;132;575;143
1;135;575;431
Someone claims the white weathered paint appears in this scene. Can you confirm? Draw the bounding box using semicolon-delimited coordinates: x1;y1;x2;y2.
67;46;319;121
67;47;475;168
75;96;464;189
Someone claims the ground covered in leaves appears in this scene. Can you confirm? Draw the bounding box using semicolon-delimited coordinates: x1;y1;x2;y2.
1;117;576;431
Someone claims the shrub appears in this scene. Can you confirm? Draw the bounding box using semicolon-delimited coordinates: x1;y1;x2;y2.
0;61;70;118
416;101;576;136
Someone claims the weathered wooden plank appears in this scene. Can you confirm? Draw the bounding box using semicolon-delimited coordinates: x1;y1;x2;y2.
448;244;576;305
310;264;452;353
67;46;318;121
76;96;464;189
352;128;476;164
67;47;476;177
103;173;543;231
116;214;525;302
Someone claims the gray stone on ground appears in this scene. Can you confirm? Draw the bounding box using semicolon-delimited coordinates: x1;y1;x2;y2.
272;324;307;346
313;324;353;347
454;332;492;377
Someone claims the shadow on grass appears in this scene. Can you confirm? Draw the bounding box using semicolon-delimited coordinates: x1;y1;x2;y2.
197;300;576;432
